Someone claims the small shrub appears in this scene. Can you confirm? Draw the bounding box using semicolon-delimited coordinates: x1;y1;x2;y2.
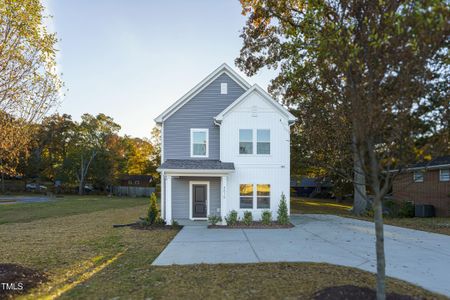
154;217;166;225
208;215;222;226
225;210;238;226
243;211;253;226
383;199;398;216
137;219;150;227
261;210;272;225
398;201;414;218
171;220;180;228
365;208;374;218
277;193;289;225
147;192;159;225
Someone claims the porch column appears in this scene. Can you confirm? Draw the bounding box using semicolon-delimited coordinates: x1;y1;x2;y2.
220;176;227;225
166;175;172;225
160;172;165;220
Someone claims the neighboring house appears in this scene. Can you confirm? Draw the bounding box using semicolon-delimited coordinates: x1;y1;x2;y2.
290;176;333;198
155;63;296;224
392;155;450;217
118;175;153;187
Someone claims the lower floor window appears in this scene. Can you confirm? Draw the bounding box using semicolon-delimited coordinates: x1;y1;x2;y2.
239;183;271;209
240;184;253;208
257;184;270;209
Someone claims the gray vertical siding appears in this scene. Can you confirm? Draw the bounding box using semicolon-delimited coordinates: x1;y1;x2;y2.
163;73;246;160
172;177;221;219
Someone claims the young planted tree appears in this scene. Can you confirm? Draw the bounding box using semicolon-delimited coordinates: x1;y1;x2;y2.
0;0;63;185
237;1;448;299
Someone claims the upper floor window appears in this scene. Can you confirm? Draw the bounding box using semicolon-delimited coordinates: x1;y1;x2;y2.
413;170;424;182
440;169;450;182
239;129;271;155
191;128;208;157
257;129;270;155
239;129;253;154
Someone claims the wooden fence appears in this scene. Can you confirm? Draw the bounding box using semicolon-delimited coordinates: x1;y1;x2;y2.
112;186;156;197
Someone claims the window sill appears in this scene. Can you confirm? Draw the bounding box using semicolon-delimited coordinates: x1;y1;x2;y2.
237;154;272;157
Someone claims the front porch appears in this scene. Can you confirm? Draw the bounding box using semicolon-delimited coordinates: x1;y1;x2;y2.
158;159;234;225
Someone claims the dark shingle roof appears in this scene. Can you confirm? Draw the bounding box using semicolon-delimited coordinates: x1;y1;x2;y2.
159;159;234;170
407;155;450;169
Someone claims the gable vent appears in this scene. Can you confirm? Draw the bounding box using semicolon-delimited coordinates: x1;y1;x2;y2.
251;105;258;117
220;83;228;94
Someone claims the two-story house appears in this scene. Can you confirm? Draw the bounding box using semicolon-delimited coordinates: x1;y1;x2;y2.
155;64;296;224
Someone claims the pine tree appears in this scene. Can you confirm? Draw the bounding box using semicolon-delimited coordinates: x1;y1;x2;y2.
277;193;289;225
147;192;159;224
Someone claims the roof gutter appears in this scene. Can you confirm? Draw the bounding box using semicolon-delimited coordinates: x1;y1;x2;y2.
388;164;450;173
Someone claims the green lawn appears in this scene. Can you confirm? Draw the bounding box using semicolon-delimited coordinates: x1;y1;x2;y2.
0;195;148;224
0;196;445;299
291;197;450;235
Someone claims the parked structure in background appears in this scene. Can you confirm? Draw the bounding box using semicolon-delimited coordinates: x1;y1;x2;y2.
113;174;154;197
392;156;450;217
118;175;153;187
290;176;333;198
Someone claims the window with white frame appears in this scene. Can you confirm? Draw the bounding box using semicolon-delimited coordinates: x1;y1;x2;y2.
191;129;208;157
239;129;253;154
240;184;253;209
413;170;424;182
440;169;450;182
257;184;270;209
257;129;270;155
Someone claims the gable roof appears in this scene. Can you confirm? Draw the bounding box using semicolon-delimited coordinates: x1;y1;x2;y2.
214;84;297;124
154;63;252;124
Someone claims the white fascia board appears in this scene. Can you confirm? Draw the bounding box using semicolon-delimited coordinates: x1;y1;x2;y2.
214;84;297;124
154;63;252;124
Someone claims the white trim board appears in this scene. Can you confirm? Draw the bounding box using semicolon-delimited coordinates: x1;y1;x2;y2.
189;181;210;220
154;63;252;124
214;84;297;124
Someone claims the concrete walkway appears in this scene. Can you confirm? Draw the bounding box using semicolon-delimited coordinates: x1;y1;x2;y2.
153;214;450;297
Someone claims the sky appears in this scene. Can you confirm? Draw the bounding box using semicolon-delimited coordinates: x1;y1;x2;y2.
44;0;277;138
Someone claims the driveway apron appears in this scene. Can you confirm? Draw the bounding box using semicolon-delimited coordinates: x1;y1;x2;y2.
152;214;450;297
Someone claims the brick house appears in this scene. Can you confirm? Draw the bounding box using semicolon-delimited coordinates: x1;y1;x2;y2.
392;156;450;217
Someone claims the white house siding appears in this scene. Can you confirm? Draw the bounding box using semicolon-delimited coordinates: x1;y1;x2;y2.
220;91;291;219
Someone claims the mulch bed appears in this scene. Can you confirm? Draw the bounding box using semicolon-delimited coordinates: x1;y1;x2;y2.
313;285;421;300
129;223;183;231
0;264;47;299
208;221;294;229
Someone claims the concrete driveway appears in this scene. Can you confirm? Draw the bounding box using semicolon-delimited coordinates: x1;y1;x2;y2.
153;214;450;297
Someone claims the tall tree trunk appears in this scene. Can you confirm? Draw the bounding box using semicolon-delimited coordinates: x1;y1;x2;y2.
373;195;386;300
78;179;84;195
352;135;367;215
